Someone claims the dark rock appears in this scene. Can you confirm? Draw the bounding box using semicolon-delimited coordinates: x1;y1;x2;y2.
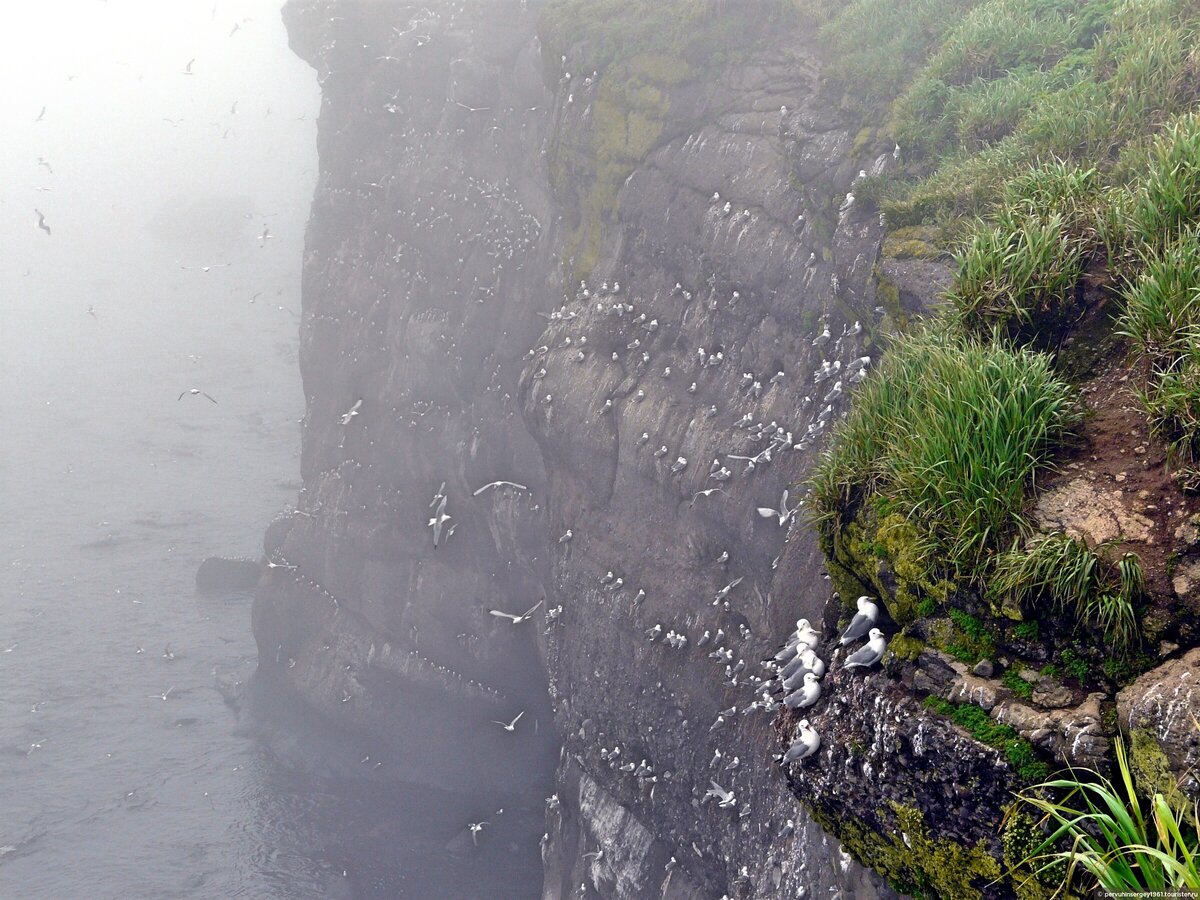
972;659;994;678
196;556;261;591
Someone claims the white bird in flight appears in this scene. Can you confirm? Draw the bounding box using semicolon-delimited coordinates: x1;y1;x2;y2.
427;495;450;548
757;489;797;527
493;711;525;732
472;480;527;496
488;600;543;625
178;388;217;403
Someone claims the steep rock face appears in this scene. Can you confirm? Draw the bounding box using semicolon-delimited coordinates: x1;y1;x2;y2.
256;0;561;802
259;1;912;897
524;23;899;900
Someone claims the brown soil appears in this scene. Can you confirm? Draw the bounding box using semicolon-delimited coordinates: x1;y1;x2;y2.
1042;353;1200;612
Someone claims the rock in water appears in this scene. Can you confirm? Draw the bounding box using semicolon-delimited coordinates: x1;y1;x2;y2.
196;556;261;591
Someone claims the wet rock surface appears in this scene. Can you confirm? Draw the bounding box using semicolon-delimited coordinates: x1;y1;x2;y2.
255;0;959;897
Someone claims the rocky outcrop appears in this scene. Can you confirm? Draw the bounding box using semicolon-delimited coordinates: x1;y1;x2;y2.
1118;648;1200;803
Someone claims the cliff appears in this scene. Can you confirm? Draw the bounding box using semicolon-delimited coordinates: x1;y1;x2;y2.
255;0;1200;897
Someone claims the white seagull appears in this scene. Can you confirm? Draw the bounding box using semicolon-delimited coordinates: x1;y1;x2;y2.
781;720;820;764
757;489;797;527
839;596;880;645
472;480;528;496
492;711;525;732
844;628;887;669
488;600;543;625
178;388;217;403
427;495;451;547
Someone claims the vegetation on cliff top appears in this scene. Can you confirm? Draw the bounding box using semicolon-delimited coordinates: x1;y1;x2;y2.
797;0;1200;225
1017;739;1200;894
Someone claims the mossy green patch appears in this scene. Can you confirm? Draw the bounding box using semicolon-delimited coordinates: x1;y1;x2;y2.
808;801;1002;899
1128;726;1190;813
925;696;1050;782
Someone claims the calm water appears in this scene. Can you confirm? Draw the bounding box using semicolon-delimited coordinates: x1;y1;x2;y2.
0;4;541;898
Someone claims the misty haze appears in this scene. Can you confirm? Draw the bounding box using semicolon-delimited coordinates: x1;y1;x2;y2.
8;1;1200;898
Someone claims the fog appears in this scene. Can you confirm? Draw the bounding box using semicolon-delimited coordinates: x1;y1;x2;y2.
0;2;370;896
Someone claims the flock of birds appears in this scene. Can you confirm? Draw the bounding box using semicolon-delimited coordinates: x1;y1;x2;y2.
231;6;913;891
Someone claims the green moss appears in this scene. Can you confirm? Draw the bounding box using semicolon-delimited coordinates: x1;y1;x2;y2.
1002;807;1062;900
924;696;1050;782
889;632;927;662
807;801;1003;899
883;226;950;260
1057;648;1090;682
1003;669;1035;700
1128;727;1190;812
932;608;997;665
1012;620;1040;641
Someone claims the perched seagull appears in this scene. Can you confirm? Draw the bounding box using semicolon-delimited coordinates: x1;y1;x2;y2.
781;720;820;764
844;628;887;669
784;672;822;710
793;618;822;649
339;399;362;424
493;711;525;732
472;480;528;496
839;596;880;645
427;496;451;547
757;489;797;527
558;529;573;543
489;600;543;625
34;209;51;235
178;388;217;403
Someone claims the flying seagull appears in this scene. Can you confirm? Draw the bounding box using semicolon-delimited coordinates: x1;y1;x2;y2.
839;596;880;645
178;388;217;403
467;820;489;846
492;711;525;732
427;495;450;547
180;263;231;272
844;628;887;669
183;58;196;75
34;209;51;235
37;156;52;174
339;399;362;425
472;480;527;496
488;600;543;625
35;106;46;122
757;489;797;527
258;225;271;246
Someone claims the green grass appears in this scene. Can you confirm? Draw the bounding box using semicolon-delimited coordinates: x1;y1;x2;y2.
924;696;1050;781
1015;739;1200;894
794;0;1200;225
807;327;1078;576
991;532;1141;650
1003;670;1036;699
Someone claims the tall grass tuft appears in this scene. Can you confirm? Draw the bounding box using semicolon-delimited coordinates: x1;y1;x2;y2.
992;532;1141;649
807;327;1078;575
947;160;1110;340
1015;739;1200;894
1120;233;1200;462
1128;114;1200;253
